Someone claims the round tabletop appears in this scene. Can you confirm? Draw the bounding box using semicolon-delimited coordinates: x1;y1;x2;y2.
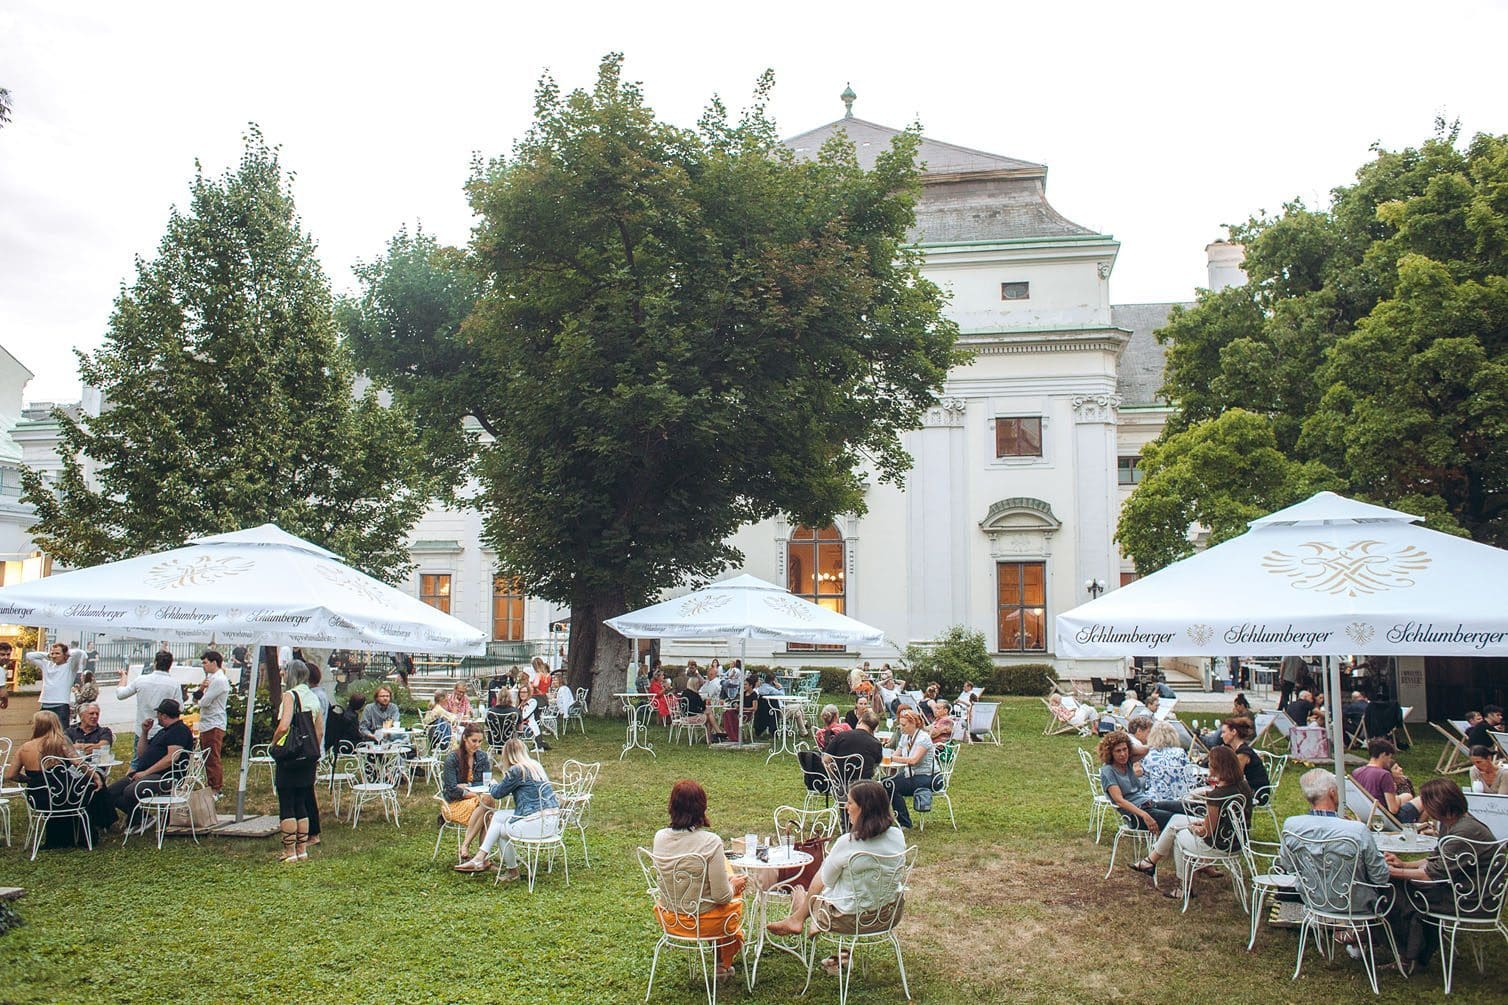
728;849;814;871
1375;831;1438;854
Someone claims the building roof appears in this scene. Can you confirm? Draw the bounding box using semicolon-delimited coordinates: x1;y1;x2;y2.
1111;303;1187;406
783;115;1100;242
784;116;1045;176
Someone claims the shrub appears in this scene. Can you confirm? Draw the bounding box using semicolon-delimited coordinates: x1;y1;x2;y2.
810;666;850;695
989;663;1056;696
903;626;996;694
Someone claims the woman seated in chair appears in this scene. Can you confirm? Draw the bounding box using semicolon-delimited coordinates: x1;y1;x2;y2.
1099;729;1184;837
515;681;550;750
5;710;113;848
1218;717;1270;798
1140;720;1192;802
649;780;748;983
767;780;905;974
1469;745;1508;794
884;708;935;829
455;738;559;882
1129;745;1252;898
444;723;491;860
815;704;850;751
647;668;672;726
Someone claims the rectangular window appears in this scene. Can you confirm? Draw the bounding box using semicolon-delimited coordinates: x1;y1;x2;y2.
1118;456;1143;485
1120;571;1139;587
995;416;1043;458
998;561;1046;652
492;576;525;642
420;573;452;614
1001;281;1030;301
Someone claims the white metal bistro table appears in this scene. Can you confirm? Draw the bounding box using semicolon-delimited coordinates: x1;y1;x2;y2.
762;694;809;764
1373;830;1438;855
613;693;657;760
728;843;816;988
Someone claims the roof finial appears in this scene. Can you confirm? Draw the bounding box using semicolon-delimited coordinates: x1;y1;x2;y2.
841;82;856;119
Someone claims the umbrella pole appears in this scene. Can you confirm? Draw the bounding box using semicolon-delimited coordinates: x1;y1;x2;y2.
736;638;747;745
1328;654;1345;808
233;637;266;822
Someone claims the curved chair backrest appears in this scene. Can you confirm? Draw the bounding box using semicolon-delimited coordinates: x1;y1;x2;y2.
1077;747;1105;797
798;750;829;793
562;759;601;793
774;804;840;843
809;845;918;935
1430;835;1508;920
0;736;12;773
636;847;740;940
486;709;517;748
36;754;94;810
824;753;868;801
1283;830;1391;918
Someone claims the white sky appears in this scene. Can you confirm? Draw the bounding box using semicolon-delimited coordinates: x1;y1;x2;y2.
2;0;1506;403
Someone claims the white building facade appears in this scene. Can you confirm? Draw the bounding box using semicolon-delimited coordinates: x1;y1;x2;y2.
400;104;1215;675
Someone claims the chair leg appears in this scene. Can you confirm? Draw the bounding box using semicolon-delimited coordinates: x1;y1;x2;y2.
645;936;665;1002
1438;922;1457;994
1358;923;1381;996
891;932;911;1001
1248;886;1266;951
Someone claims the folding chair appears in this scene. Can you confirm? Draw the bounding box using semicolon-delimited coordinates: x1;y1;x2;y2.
1342;777;1402;833
1430;722;1473;775
968;702;1001;745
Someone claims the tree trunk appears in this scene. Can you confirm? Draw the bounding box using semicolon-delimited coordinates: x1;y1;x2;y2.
568;588;632;717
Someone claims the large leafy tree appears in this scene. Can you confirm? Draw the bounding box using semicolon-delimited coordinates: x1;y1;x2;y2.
1120;124;1508;571
350;56;962;709
24;128;434;590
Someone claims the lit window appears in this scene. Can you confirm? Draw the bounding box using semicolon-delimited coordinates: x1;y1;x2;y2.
1118;456;1144;485
787;525;844;651
995;417;1043;458
420;573;452;614
1001;281;1030;301
492;576;525;641
998;562;1046;652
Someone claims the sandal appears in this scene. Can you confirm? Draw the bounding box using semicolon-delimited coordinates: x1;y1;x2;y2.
454;859;489;873
1129;859;1157;876
1161;885;1194;900
820;953;850;976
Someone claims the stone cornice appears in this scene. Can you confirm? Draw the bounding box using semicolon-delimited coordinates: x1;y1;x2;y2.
958;328;1131;355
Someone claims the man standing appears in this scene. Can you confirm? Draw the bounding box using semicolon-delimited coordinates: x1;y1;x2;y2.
28;641;85;725
117;651;185;766
197;650;230;794
1279;654;1306;710
66;702;114;754
108;698;193;829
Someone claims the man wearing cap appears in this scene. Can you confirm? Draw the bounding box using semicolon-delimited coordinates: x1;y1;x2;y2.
196;650;230;793
117;650;185;767
108;698;195;828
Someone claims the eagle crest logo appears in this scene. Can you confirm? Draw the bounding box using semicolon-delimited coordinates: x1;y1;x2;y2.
146;556;254;590
1186;624;1214;646
1345;622;1375;646
764;595;815;621
1262;541;1430;597
679;593;732;617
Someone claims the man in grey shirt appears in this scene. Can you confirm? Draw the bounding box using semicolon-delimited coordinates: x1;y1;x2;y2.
360;685;402;742
1281;767;1389;914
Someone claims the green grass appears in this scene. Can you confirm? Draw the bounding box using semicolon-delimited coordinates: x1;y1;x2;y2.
0;700;1500;1003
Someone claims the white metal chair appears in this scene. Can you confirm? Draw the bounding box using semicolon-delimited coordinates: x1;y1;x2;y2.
559;759;601;867
249;742;277;789
1076;747;1117;843
1171;795;1250;913
349;745;402;828
1406;834;1508;994
567;687;589;734
125;749;206;850
0;737;20;846
1253;750;1289;837
637;847;745;1005
822;753;868;829
505;808;570;892
756;804;840;985
668;695;703;746
26;755;97;860
1244;831;1296;950
800;845;918;1005
916;741;958;831
1286;830;1406;995
317;742;357;818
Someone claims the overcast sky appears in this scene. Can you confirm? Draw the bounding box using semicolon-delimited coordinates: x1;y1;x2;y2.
3;0;1506;403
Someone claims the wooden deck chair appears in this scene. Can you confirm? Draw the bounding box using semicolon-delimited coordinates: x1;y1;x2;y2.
969;702;1001;745
1463;792;1508;840
1343;777;1402;833
1251;710;1279;748
1152;698;1178;721
1430;721;1473;775
1346;712;1369;751
1397;706;1415;746
1262;710;1296;751
1494;731;1508;762
1042;696;1087;736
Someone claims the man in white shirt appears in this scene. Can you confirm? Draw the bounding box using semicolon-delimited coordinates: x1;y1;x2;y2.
196;649;231;793
29;642;85;725
117;650;185;767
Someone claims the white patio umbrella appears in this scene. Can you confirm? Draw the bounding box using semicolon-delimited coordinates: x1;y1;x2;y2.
1055;490;1508;796
606;574;885;747
0;523;486;818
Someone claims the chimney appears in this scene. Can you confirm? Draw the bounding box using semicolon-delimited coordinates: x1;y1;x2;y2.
1205;238;1247;292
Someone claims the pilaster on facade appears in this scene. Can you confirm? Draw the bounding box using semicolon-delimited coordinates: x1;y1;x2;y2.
1071;392;1122;425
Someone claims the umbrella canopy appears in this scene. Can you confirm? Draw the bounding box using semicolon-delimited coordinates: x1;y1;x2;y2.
605;574;886;647
1056;491;1508;659
0;523;486;655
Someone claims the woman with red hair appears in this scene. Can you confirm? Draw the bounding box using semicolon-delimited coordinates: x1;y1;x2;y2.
650;780;747;981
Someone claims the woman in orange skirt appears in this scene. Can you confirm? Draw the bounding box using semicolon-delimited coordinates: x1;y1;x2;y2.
650;780;747;979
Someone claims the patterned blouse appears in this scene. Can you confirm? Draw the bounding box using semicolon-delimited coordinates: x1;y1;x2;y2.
1140;746;1192;802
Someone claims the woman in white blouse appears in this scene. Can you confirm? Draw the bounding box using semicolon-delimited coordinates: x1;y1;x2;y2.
1140;721;1192;802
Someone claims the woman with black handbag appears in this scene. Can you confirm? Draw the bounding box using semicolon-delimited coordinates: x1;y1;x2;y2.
271;659;324;863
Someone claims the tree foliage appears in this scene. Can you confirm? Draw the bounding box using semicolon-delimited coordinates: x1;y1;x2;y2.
350;56;962;707
902;625;996;694
1120;124;1508;571
24;128;434;586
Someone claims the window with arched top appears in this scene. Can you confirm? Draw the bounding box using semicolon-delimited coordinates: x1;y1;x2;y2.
787;524;845;651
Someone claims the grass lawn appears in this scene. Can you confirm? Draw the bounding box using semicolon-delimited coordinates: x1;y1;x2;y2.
1;699;1502;1003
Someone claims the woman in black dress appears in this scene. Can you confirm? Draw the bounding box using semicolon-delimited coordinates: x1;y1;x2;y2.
273;660;324;863
5;710;113;849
